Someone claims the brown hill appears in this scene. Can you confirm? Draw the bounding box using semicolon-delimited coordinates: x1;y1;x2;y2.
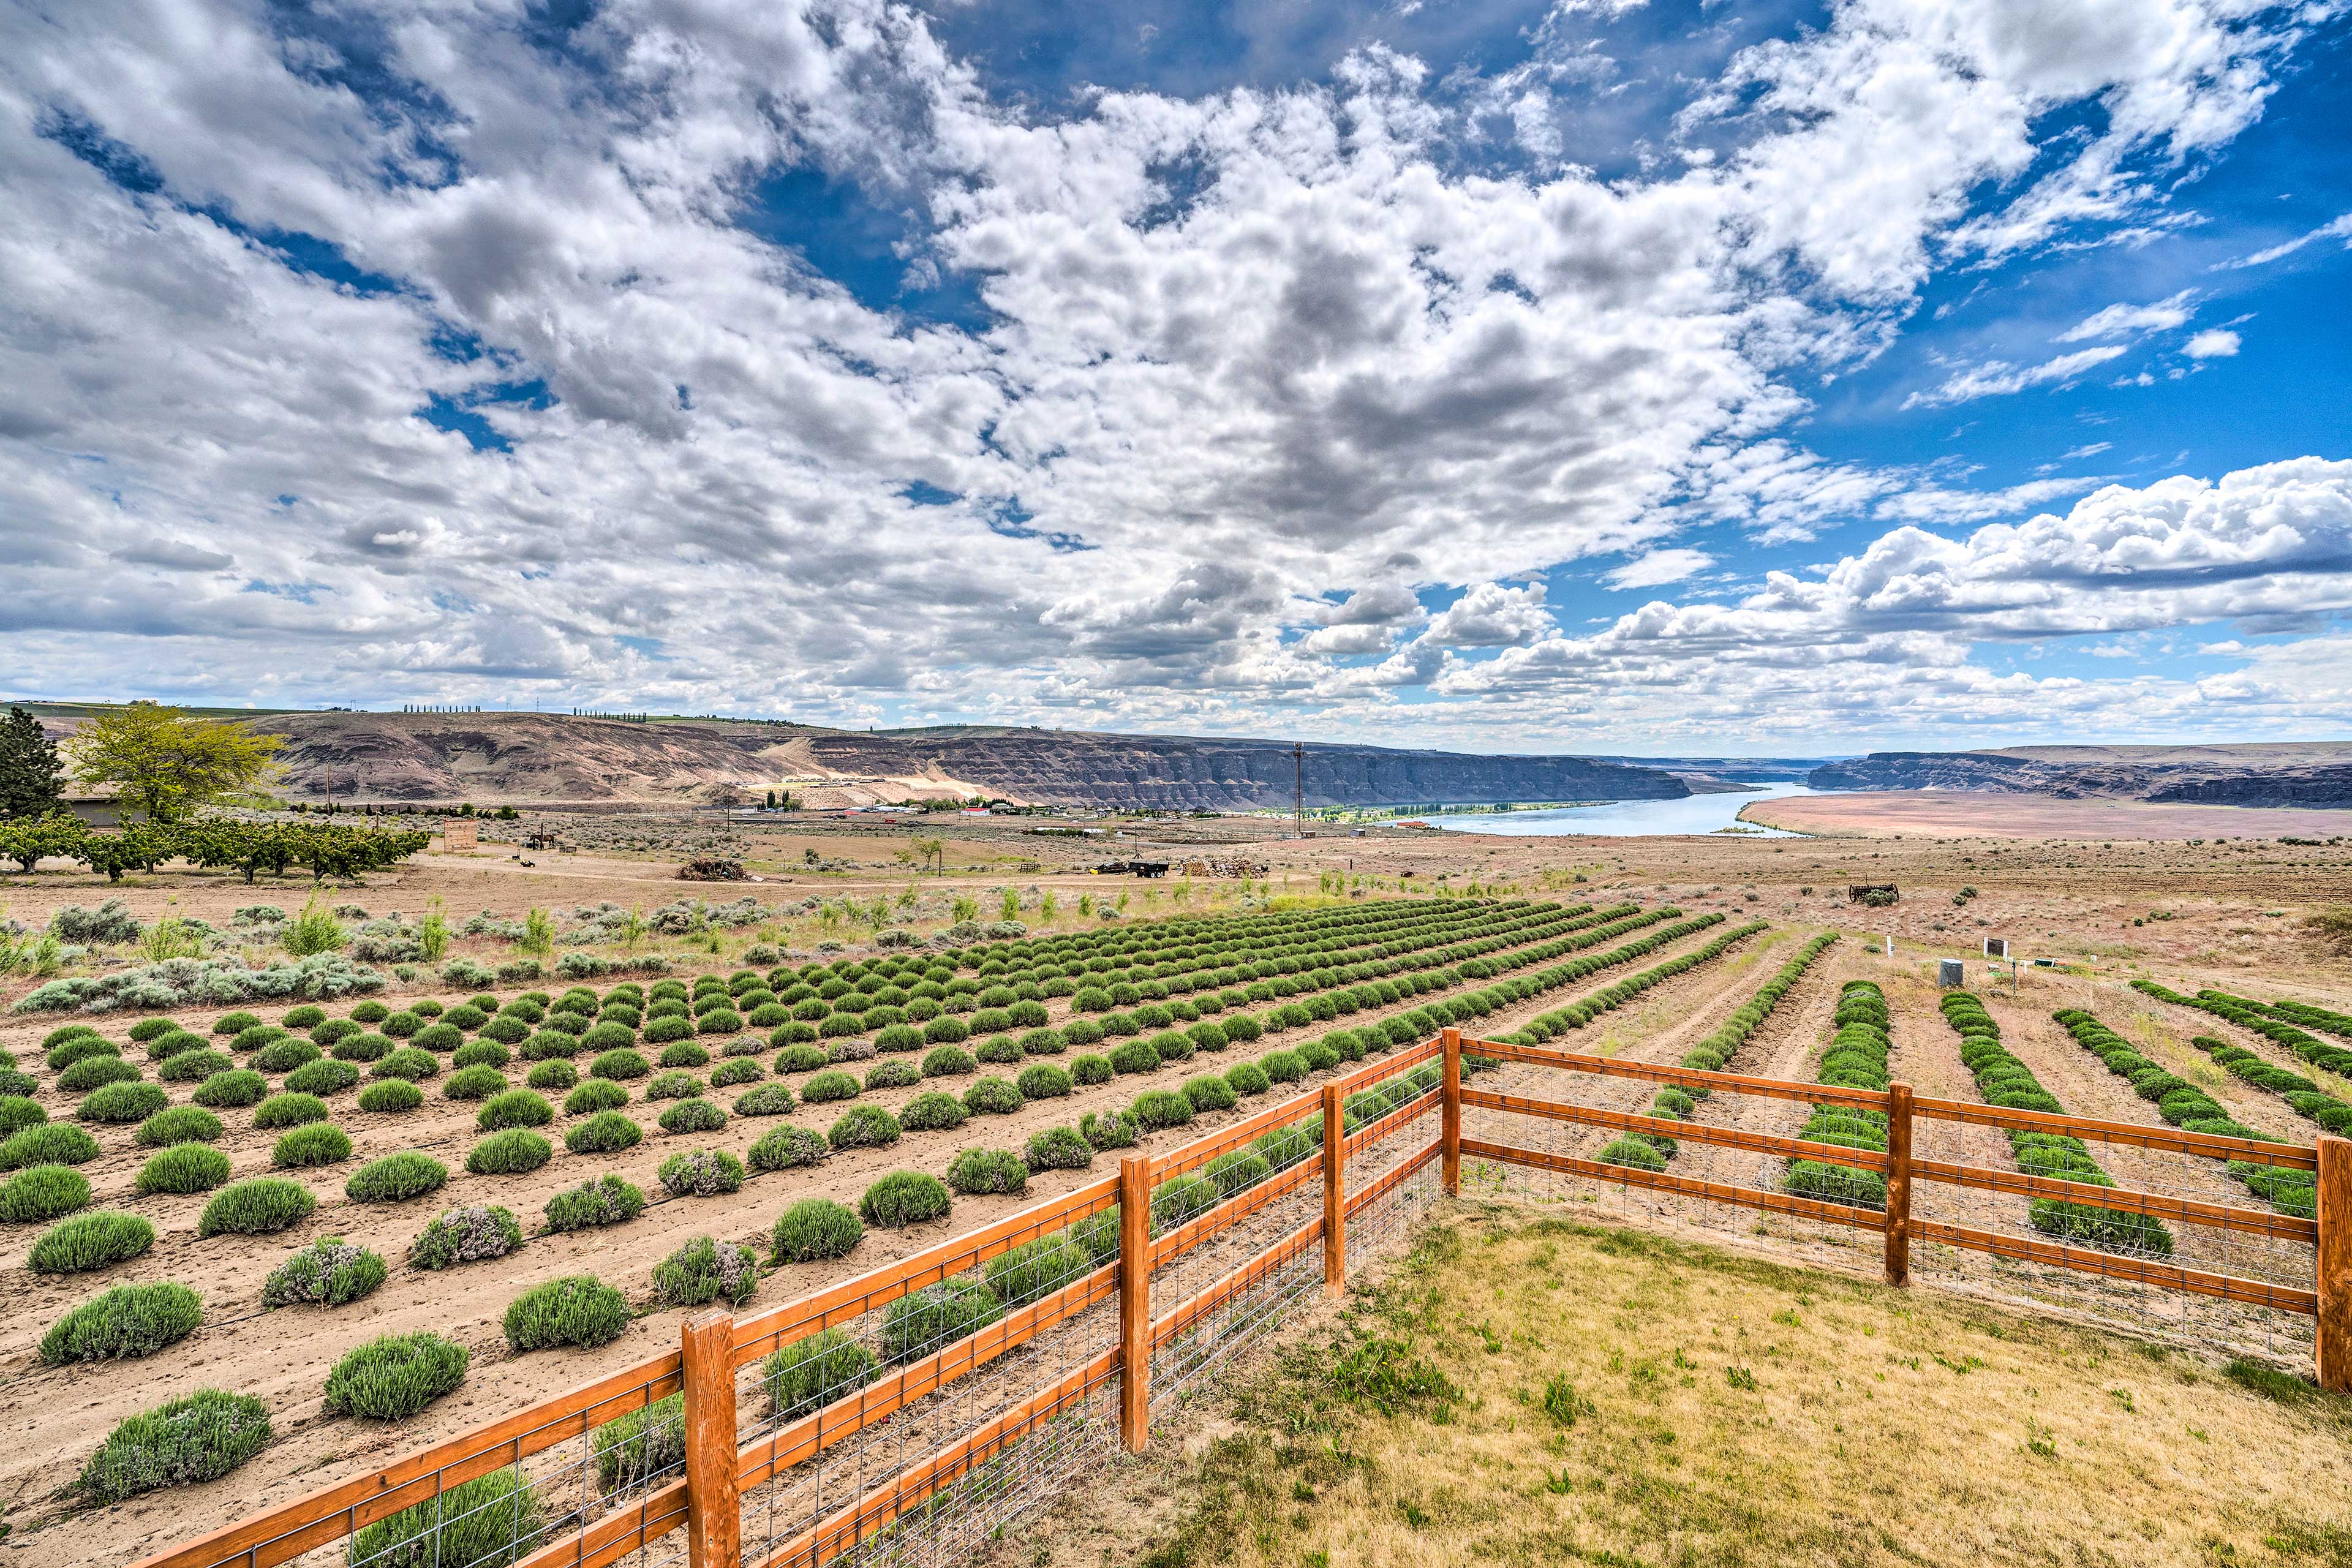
219;712;1692;812
1807;743;2352;809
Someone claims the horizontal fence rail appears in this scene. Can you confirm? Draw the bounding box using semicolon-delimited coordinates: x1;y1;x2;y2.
127;1027;2352;1568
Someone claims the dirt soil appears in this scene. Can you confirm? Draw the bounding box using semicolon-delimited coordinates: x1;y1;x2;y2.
1743;789;2352;840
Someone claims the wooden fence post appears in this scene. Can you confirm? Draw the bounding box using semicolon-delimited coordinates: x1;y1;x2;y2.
680;1310;739;1568
1883;1081;1913;1287
2320;1136;2350;1393
1118;1153;1152;1450
1322;1083;1347;1295
1441;1027;1463;1196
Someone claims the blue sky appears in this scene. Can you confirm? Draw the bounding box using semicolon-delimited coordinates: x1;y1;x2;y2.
2;0;2350;753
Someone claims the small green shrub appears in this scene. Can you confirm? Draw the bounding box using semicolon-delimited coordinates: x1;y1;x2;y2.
41;1281;203;1363
263;1237;387;1306
1080;1109;1139;1149
1016;1063;1072;1099
776;1044;828;1073
944;1147;1028;1196
81;1081;170;1124
893;1091;962;1133
410;1205;524;1270
442;1065;508;1101
252;1038;322;1074
282;1004;328;1029
982;1232;1095;1307
658;1042;710;1068
467;1129;554;1175
771;1198;863;1262
347;1466;541;1568
963;1077;1023;1115
199;1177;316;1236
652;1235;761;1307
710;1058;764;1088
346;1151;448;1203
372;1047;439;1081
325;1332;470;1419
2;1162;93;1221
284;1058;361;1096
0;1095;47;1136
2;1121;100;1169
801;1068;860;1102
48;1034;120;1069
478;1088;554;1131
543;1175;646;1233
194;1069;268;1107
159;1047;235;1084
273;1122;352;1168
60;1054;143;1093
357;1077;424;1113
77;1389;271;1502
760;1329;875;1419
658;1098;728;1135
646;1070;703;1100
860;1169;952;1228
135;1144;232;1196
452;1039;510;1070
1224;1061;1270;1096
565;1079;630;1115
733;1083;794;1117
1070;1054;1114;1086
591;1048;650;1081
567;1110;643;1154
878;1276;1000;1361
1023;1126;1093;1172
253;1092;329;1129
748;1125;831;1170
136;1104;223;1147
30;1210;154;1272
828;1104;902;1150
527;1060;579;1091
921;1046;975;1078
658;1148;745;1197
503;1275;631;1356
865;1058;921;1090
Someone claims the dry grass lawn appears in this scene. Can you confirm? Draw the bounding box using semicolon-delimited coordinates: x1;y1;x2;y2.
993;1203;2352;1568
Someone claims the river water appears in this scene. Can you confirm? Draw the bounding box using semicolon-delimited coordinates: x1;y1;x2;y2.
1421;782;1819;838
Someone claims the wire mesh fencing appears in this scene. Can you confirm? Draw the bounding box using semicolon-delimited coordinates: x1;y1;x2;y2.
1453;1033;2329;1376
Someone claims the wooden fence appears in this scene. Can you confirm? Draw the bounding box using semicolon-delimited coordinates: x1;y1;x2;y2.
132;1029;2350;1568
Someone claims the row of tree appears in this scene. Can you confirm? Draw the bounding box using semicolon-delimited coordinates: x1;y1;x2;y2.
0;815;431;883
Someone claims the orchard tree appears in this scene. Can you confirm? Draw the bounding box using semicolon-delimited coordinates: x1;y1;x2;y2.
69;703;282;822
0;705;64;820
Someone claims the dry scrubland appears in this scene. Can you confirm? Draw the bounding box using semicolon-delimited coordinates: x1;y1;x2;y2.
0;805;2348;1567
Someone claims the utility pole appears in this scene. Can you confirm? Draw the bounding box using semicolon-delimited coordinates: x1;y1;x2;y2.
1293;741;1304;835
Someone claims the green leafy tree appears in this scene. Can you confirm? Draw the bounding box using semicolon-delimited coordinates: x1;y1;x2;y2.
69;705;282;823
0;707;65;820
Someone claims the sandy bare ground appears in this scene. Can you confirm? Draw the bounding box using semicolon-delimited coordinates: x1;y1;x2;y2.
1741;789;2352;840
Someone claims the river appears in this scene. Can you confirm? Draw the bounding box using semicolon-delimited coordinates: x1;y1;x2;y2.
1420;782;1819;838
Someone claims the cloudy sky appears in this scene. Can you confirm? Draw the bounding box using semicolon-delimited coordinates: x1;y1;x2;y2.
4;0;2350;754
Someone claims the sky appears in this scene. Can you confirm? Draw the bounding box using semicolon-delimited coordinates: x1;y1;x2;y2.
3;0;2350;756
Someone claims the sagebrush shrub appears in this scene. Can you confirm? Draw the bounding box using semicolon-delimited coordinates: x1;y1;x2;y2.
590;1393;681;1492
760;1329;875;1420
410;1205;525;1270
645;1070;703;1101
41;1281;203;1363
78;1388;270;1501
325;1332;470;1420
263;1237;387;1306
865;1058;919;1090
982;1232;1093;1308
